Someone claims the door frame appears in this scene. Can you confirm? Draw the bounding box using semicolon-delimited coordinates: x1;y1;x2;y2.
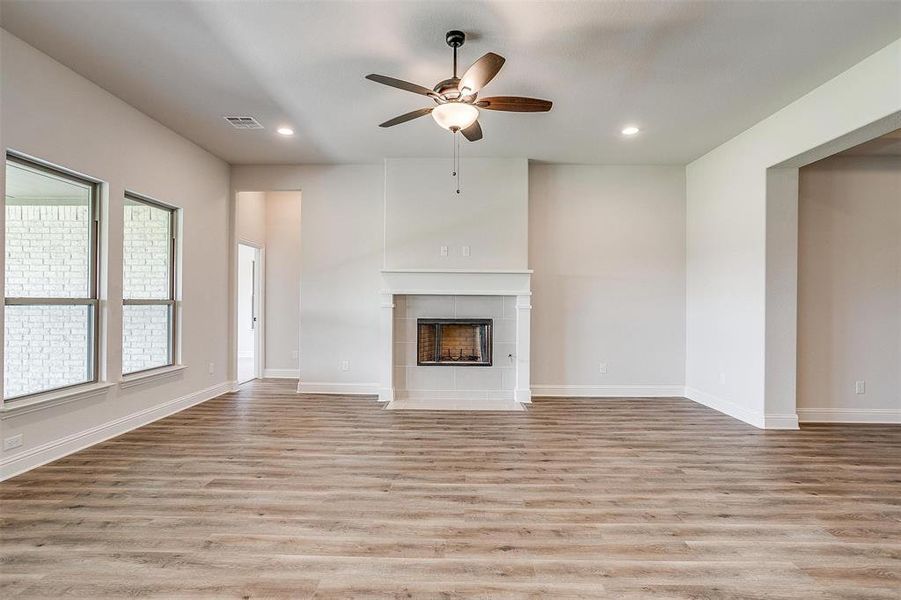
236;240;264;383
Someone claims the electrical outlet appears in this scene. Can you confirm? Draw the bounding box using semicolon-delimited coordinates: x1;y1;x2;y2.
340;360;350;371
4;434;23;452
462;245;471;257
598;362;608;375
855;380;866;395
440;245;448;257
719;372;727;385
208;362;215;375
291;350;299;360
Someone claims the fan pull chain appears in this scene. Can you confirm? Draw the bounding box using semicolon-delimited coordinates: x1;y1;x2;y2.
450;131;461;194
452;130;457;177
456;133;461;194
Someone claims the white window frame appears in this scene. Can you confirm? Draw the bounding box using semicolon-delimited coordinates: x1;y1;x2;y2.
3;154;101;401
121;192;178;376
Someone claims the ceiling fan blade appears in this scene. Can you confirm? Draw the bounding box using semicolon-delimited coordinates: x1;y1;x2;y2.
366;74;436;97
458;52;506;94
379;107;433;128
476;96;552;112
461;120;483;142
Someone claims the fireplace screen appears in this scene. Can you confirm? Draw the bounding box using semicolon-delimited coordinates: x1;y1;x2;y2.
417;319;492;366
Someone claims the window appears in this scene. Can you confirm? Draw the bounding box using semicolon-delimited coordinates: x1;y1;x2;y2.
122;193;176;375
4;156;100;400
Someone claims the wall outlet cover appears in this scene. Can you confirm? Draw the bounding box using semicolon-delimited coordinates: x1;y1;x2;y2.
4;434;24;452
855;380;866;394
599;362;608;375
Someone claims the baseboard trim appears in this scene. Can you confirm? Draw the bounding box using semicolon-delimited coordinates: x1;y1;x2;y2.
262;369;299;379
684;386;766;429
764;413;800;429
531;384;685;398
0;381;234;481
798;407;901;424
296;382;380;395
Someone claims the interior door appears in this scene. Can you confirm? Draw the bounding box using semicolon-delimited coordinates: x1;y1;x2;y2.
237;243;260;383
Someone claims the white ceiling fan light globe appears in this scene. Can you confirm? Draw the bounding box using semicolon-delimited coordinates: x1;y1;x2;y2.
431;102;479;132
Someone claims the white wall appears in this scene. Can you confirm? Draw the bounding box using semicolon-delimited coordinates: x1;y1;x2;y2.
235;162;689;397
529;165;686;396
230;165;384;391
236;191;267;246
685;37;901;428
1;30;231;478
385;158;528;270
797;154;901;422
263;191;301;373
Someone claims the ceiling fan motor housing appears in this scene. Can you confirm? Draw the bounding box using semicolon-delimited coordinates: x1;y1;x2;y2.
434;77;465;99
446;30;465;48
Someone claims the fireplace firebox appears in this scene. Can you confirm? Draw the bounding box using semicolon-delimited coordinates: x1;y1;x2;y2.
417;319;492;366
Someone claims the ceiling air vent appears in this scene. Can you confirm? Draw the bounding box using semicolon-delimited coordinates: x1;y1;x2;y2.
224;116;263;129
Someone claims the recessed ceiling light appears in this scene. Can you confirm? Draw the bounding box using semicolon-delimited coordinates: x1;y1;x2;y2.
622;126;640;136
277;127;294;136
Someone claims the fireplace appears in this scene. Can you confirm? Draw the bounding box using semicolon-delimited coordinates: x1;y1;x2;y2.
417;319;492;366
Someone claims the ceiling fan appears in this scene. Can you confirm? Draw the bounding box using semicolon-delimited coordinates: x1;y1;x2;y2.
366;30;552;142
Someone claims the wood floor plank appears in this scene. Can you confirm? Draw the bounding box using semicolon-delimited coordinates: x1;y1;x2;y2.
1;379;899;599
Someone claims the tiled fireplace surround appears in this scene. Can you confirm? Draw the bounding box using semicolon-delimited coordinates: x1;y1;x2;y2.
379;270;532;408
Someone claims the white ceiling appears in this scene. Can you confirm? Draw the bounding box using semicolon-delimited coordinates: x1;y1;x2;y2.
1;1;900;165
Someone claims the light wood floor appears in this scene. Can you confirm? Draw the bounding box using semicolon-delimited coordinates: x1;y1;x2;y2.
1;379;899;599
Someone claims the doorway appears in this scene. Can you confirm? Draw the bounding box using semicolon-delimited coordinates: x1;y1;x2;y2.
237;243;262;383
796;128;901;423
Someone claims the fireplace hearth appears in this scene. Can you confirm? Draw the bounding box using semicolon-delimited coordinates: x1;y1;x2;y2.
417;319;492;366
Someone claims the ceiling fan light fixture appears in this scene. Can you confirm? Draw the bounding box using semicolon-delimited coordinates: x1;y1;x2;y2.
431;102;479;132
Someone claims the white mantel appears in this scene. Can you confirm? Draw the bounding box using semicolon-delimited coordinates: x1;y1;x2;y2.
381;268;532;296
378;269;532;406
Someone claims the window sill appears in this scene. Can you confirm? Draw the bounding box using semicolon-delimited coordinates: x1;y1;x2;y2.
1;382;115;419
119;364;186;389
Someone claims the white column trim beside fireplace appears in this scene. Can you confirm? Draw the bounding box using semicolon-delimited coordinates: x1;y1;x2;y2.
379;269;531;406
514;295;532;403
379;292;396;403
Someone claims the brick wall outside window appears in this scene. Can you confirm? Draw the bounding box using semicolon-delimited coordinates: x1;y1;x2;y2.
122;202;172;374
4;204;92;397
3;201;172;396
